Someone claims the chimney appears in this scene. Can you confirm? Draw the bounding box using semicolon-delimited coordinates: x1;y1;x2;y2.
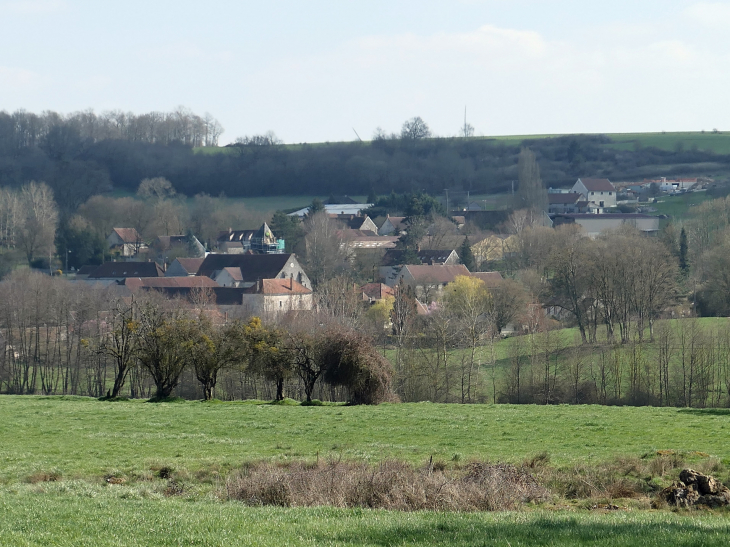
289;273;293;290
256;279;260;293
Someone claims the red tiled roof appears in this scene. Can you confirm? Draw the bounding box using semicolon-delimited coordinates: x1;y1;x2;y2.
173;258;204;274
220;267;243;281
243;278;311;295
112;228;141;244
469;271;503;287
123;276;219;289
360;283;395;300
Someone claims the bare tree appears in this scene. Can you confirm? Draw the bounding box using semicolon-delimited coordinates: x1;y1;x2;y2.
16;181;59;264
96;298;139;398
400;117;431;140
303;211;348;287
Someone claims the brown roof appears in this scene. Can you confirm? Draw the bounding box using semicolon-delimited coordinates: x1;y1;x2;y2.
402;264;471;284
111;228;141;244
197;253;294;280
469;271;503;287
217;229;255;243
384;216;406;230
382;249;458;266
577;178;615;192
243;278;312;295
123;276;219;289
88;261;164;279
360;283;395;300
548;192;582;204
173;258;204;275
220;267;243;281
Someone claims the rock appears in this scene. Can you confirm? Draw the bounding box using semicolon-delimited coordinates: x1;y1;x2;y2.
697;493;730;508
658;481;700;508
658;470;730;508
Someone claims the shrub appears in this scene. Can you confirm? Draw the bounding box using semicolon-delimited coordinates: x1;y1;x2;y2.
226;459;548;511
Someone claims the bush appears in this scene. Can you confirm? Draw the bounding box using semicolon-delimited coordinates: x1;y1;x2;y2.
321;328;395;405
226;459;548;511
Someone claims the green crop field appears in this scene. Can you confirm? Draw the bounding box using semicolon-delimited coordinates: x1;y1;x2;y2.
2;396;730;545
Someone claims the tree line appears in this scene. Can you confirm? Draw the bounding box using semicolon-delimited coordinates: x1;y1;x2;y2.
1;108;728;209
0;271;393;404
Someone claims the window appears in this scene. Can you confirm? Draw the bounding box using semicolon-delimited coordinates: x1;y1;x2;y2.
608;192;612;195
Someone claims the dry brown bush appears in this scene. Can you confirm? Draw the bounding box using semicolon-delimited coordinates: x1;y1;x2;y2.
226;459;548;511
26;470;62;484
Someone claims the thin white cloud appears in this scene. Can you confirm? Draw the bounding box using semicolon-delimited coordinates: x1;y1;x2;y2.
0;0;67;15
139;43;233;64
684;2;730;28
0;66;45;91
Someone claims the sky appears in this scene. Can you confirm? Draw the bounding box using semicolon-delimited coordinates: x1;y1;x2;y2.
1;0;728;144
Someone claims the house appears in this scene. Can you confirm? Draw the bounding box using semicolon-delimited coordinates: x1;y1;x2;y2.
197;253;312;290
552;213;660;237
122;276;219;289
84;261;165;286
240;278;313;317
338;229;400;250
152;234;206;258
216;229;255;254
106;228;144;257
391;264;471;302
571;178;617;211
379;249;460;285
121;283;312;317
470;235;518;265
378;215;407;236
331;214;379;234
360;283;395;304
165;257;204;277
250;222;285;254
547;192;589;214
469;271;504;288
462;202;484;212
288;204;373;218
215;223;284;254
643;177;699;193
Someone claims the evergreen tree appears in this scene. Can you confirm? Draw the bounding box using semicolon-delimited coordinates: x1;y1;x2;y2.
515;147;548;212
679;227;689;274
459;237;476;272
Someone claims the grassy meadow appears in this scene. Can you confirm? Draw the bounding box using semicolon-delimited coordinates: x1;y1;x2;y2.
2;491;730;546
3;396;730;484
2;396;730;545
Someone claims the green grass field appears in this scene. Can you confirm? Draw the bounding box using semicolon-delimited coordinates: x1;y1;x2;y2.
2;396;730;545
3;396;730;485
652;191;715;219
2;491;730;546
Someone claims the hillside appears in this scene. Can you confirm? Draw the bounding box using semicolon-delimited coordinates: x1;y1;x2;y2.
2;107;730;209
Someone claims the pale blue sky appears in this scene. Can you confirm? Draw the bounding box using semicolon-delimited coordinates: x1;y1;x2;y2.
0;0;727;143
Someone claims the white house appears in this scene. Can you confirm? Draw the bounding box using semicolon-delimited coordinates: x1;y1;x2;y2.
571;178;617;211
